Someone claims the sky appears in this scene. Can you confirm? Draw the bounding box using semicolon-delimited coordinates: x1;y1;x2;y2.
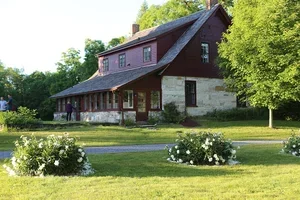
0;0;166;74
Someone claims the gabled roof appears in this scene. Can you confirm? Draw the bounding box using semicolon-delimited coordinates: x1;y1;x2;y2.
99;9;206;56
51;4;225;99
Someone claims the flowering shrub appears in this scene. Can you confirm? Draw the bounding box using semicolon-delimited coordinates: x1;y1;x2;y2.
282;133;300;157
3;133;94;176
166;131;237;165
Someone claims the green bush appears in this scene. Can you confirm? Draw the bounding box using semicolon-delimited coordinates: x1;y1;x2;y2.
282;132;300;157
147;115;160;125
1;106;42;129
162;102;186;124
3;134;94;176
124;118;136;127
204;107;268;121
166;131;237;165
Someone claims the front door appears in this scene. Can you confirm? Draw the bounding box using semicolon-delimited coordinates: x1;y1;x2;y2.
136;92;148;121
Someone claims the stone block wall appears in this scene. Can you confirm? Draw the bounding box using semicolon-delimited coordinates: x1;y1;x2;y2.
162;76;236;116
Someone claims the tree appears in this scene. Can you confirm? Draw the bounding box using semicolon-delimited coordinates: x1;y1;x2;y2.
107;36;126;50
218;0;300;128
81;39;106;80
136;0;234;30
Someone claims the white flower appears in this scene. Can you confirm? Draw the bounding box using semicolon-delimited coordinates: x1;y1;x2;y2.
23;156;27;160
59;149;64;155
54;160;59;166
65;145;69;150
231;149;236;155
78;148;83;153
204;146;208;150
201;144;206;148
178;159;183;163
293;145;296;148
205;138;210;145
77;157;83;163
169;148;172;152
38;143;43;149
209;142;213;146
81;152;85;157
38;164;45;170
190;139;193;142
190;160;194;165
208;157;213;162
175;146;178;149
177;150;180;154
292;152;297;156
171;155;175;160
186;150;191;155
215;161;220;165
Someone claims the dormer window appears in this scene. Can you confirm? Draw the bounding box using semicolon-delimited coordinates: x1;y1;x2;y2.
143;46;151;62
103;58;109;71
119;54;126;68
201;43;209;63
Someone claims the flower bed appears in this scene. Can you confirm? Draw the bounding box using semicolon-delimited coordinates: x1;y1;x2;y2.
166;131;237;165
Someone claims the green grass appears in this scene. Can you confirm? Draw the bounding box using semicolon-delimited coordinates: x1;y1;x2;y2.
0;120;299;151
1;144;300;199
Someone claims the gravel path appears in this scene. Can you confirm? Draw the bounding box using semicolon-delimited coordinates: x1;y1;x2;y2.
0;140;283;160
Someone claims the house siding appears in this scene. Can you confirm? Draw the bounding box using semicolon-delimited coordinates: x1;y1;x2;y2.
162;12;229;78
99;42;157;76
162;76;236;116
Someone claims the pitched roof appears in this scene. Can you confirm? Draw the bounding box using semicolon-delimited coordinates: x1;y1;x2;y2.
99;9;206;56
51;5;223;99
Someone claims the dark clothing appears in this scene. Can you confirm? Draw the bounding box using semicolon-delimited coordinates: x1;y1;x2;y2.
66;103;75;121
66;104;74;112
7;97;13;111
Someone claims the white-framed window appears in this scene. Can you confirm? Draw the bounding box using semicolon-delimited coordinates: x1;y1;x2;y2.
143;46;151;62
201;43;209;63
151;91;160;109
106;92;112;109
103;58;109;71
123;90;133;108
119;54;126;68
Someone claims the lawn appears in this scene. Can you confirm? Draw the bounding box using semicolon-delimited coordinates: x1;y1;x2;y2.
1;144;300;199
0;120;299;151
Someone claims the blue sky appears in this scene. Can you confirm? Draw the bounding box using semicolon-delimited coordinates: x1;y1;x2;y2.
0;0;166;74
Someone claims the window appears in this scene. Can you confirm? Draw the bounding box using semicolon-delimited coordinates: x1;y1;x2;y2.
123;90;133;108
84;95;89;111
113;92;119;109
107;92;112;109
151;91;160;109
96;93;100;110
57;99;61;112
201;43;209;63
119;54;126;68
185;81;196;106
62;98;66;112
100;93;105;110
143;46;151;62
103;58;109;71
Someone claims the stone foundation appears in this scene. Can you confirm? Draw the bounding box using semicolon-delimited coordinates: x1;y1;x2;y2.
162;76;236;116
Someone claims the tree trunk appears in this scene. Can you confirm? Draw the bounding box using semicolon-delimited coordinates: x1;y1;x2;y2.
269;108;273;128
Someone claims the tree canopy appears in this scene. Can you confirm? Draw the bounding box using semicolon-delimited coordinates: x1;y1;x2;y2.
218;0;300;127
136;0;234;30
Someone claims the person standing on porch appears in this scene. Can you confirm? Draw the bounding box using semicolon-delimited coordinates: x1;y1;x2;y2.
66;101;76;121
7;95;13;111
0;97;7;111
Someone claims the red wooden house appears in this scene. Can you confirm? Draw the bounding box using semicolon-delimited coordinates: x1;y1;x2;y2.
51;1;236;123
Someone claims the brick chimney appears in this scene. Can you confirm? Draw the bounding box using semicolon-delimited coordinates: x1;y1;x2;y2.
206;0;218;10
132;24;140;36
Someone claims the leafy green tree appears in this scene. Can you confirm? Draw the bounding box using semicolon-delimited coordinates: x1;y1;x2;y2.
81;39;106;80
107;36;126;49
136;0;234;30
218;0;300;128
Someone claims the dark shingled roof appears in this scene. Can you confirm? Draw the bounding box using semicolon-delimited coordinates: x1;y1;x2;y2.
51;5;221;99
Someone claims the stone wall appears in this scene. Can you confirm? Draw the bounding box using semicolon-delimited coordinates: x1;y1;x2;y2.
53;111;136;124
162;76;236;116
